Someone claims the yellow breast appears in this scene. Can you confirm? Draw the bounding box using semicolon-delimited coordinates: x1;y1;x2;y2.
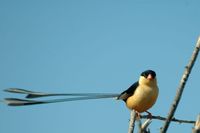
126;84;159;112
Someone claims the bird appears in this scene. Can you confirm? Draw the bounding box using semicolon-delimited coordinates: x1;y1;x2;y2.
3;70;159;117
117;70;159;117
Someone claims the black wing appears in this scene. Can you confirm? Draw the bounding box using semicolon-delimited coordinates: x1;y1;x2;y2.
117;81;139;101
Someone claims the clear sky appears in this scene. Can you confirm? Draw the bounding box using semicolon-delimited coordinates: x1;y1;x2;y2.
0;0;200;133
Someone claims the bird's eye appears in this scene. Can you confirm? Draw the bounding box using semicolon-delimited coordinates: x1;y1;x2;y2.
141;72;148;78
140;70;156;79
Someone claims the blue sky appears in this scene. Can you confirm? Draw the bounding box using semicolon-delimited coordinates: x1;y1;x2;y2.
0;0;200;133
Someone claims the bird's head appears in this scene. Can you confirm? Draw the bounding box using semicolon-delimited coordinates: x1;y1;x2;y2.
139;70;157;85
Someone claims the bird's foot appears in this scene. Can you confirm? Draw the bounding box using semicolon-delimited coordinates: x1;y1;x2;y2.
145;111;152;119
135;111;141;120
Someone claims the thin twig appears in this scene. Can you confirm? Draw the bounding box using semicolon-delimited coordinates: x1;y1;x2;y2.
128;110;137;133
138;119;152;133
160;36;200;133
141;119;152;133
136;118;151;133
192;114;200;133
137;119;143;133
141;115;195;124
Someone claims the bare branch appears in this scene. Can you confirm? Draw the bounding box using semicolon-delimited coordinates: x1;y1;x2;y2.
141;115;195;124
128;110;137;133
160;36;200;133
130;114;194;133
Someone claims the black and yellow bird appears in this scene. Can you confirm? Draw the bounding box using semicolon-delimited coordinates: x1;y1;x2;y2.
3;70;159;116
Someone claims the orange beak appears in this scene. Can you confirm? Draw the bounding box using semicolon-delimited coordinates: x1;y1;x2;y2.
147;74;153;80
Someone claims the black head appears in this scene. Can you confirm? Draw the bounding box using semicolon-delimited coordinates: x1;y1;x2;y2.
140;70;156;79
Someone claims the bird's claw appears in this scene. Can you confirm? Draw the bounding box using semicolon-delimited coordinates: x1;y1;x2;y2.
145;111;152;119
135;111;141;120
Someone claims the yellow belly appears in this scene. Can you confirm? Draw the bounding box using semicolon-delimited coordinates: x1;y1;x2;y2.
126;85;158;112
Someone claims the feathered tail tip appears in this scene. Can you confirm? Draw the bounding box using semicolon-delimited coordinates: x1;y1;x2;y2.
4;88;35;94
4;88;50;99
3;98;44;106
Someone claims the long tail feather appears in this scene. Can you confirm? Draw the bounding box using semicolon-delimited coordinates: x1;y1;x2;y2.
4;98;45;106
4;94;119;106
4;88;41;94
26;93;119;99
5;88;119;99
4;88;50;98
